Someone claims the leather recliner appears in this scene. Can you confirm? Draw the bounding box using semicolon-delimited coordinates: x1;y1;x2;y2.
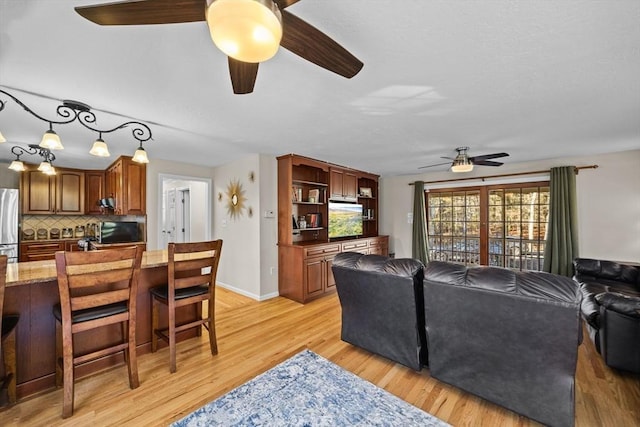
332;252;427;371
424;261;582;427
573;258;640;373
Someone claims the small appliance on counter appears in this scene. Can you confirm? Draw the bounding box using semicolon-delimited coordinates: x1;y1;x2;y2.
99;221;139;244
86;223;99;238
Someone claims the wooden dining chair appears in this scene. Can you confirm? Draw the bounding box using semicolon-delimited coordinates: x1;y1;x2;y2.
54;247;143;418
150;240;223;373
0;255;19;406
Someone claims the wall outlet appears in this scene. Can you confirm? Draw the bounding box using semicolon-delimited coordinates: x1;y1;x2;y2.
407;213;413;224
264;210;275;218
270;267;276;275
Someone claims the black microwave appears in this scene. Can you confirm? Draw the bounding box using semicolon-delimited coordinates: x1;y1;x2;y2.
99;221;139;244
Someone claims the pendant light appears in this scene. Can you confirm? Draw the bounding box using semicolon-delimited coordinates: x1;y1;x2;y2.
89;133;111;157
39;123;64;150
132;142;149;164
8;160;26;171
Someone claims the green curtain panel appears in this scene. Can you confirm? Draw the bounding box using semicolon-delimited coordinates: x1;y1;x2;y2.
412;181;429;265
543;166;579;276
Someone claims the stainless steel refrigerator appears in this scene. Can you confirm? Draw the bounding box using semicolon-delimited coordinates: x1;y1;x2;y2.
0;188;19;263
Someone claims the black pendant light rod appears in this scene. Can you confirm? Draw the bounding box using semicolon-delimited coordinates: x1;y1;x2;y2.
11;144;56;163
0;89;152;143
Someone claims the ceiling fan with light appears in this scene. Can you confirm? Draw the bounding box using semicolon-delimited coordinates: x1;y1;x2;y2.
75;0;364;94
419;147;509;173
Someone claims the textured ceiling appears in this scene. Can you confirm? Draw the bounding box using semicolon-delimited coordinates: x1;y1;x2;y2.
0;0;639;176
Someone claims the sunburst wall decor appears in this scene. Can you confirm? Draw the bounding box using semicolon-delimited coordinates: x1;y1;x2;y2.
225;179;247;219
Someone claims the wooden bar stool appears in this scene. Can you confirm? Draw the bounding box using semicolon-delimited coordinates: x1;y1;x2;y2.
53;247;143;418
0;255;19;407
150;240;222;373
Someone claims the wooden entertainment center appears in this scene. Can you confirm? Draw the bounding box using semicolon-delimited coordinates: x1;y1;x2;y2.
277;154;388;303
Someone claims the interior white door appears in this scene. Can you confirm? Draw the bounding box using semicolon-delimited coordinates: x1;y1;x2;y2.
166;189;177;244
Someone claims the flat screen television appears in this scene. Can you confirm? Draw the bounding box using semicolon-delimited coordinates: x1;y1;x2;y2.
328;202;363;239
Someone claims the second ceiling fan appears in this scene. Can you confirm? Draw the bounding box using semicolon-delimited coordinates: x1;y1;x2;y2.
75;0;364;94
419;147;509;173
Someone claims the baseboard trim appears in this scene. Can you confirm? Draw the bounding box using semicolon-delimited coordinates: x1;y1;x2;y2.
217;282;279;301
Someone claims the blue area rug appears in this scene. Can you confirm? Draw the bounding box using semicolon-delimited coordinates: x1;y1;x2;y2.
172;349;449;427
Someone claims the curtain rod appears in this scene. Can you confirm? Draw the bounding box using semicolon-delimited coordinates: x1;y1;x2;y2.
408;165;598;185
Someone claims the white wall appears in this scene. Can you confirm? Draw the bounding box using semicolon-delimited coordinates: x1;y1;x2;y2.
212;154;279;300
0;162;20;189
380;149;640;264
188;181;207;242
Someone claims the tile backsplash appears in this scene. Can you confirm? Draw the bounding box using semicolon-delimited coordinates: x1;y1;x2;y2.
21;215;146;240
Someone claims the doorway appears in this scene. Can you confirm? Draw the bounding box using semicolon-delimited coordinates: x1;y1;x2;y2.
159;174;211;249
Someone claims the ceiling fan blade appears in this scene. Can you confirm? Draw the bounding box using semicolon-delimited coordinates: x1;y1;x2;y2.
418;161;452;169
75;0;206;26
228;58;259;95
274;0;302;9
473;160;504;167
280;10;363;78
469;152;509;162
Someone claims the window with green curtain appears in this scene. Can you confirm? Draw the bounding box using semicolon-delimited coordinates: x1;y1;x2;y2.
542;166;578;276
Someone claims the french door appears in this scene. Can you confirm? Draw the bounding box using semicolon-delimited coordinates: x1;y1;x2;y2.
426;182;549;271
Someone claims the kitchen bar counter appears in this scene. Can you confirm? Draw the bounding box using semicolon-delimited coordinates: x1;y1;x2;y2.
3;249;197;400
6;249;168;286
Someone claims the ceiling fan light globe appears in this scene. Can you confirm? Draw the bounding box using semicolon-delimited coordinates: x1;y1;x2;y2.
207;0;283;63
451;162;474;173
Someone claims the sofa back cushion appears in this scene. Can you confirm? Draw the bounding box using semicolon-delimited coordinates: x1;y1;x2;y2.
425;261;582;303
574;258;639;286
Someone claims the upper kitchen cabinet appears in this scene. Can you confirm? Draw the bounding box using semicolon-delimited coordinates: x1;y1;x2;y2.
85;171;106;215
21;166;85;215
105;156;146;215
329;167;358;201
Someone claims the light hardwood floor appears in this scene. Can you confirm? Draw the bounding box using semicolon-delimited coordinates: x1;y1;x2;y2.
1;288;639;426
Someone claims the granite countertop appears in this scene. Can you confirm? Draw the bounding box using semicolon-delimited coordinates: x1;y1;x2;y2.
6;249;168;287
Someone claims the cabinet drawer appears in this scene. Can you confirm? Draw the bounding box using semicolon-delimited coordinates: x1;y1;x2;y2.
304;244;340;258
341;241;368;252
22;242;65;252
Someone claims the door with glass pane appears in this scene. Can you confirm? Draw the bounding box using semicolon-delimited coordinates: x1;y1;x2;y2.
427;189;481;265
427;183;549;271
488;185;549;270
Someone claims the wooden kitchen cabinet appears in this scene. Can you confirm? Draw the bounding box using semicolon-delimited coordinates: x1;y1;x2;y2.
21;168;55;214
21;167;84;215
105;156;146;215
56;169;85;214
85;171;106;215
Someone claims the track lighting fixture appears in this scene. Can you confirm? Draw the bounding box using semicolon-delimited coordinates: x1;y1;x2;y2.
0;89;153;173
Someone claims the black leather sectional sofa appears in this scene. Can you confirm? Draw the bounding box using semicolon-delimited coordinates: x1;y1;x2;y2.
573;258;640;373
333;253;583;427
